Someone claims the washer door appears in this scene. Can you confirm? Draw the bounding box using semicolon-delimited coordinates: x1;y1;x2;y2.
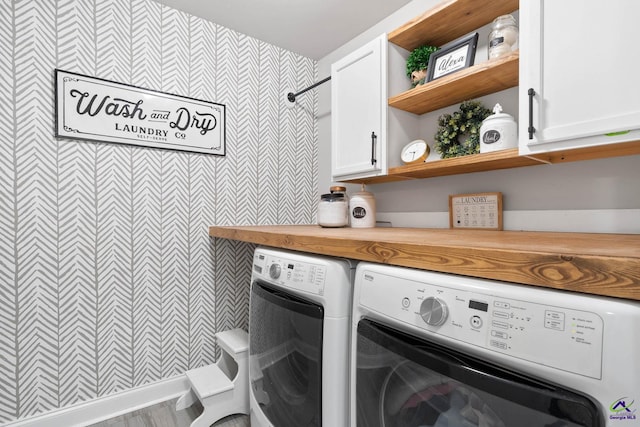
355;319;603;427
249;281;324;427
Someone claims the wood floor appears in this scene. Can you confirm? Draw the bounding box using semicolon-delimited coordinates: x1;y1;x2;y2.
87;398;250;427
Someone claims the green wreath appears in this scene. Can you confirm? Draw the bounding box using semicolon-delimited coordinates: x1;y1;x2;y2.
434;101;492;159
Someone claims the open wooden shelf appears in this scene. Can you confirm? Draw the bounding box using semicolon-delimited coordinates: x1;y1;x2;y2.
389;0;519;51
346;148;541;184
389;51;519;115
344;141;640;185
390;147;540;178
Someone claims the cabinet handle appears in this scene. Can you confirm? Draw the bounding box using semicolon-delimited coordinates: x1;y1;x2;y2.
528;88;536;140
371;131;377;165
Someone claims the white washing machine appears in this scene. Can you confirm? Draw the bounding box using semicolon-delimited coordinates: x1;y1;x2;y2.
249;247;356;427
350;262;640;427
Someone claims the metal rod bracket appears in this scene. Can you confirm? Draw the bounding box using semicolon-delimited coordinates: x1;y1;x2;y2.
286;76;331;103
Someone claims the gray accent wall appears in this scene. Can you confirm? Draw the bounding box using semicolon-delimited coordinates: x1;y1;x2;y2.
0;0;318;423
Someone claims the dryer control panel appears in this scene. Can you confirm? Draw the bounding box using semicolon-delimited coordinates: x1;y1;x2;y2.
253;251;327;296
358;268;604;380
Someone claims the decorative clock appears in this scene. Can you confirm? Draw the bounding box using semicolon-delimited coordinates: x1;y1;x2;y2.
400;139;429;164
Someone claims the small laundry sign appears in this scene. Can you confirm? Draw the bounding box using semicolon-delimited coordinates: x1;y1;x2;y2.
55;69;226;155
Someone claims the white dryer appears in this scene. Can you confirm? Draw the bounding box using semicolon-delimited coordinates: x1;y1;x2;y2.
249;247;356;427
350;262;640;427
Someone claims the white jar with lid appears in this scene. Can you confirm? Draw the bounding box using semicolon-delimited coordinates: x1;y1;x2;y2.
480;103;518;153
349;184;376;228
317;186;349;228
488;14;519;59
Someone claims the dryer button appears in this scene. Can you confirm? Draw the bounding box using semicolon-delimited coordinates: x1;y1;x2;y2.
470;315;483;329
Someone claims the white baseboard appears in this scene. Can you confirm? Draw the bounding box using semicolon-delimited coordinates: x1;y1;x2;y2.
377;209;640;233
3;375;190;427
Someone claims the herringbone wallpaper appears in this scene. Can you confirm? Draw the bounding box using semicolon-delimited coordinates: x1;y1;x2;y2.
0;0;318;423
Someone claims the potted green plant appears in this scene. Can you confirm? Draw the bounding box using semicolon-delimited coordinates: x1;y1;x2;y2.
406;45;438;87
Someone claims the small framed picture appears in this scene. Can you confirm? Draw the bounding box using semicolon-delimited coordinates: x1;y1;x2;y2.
449;192;503;230
427;33;479;81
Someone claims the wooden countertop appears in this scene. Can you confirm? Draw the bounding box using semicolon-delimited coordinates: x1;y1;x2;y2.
208;225;640;301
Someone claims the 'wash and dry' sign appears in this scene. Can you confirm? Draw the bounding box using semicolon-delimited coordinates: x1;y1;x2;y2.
55;69;226;155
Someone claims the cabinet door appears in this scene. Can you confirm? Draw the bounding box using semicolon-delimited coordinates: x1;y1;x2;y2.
331;34;387;180
519;0;640;155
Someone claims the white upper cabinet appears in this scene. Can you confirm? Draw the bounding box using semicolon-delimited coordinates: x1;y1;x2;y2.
519;0;640;154
331;34;387;181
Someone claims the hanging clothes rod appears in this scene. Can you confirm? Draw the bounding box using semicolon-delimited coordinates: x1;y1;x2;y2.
287;76;331;103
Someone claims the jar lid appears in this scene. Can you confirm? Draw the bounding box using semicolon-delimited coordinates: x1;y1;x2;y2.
483;103;515;123
351;191;374;198
483;113;515;122
321;192;346;201
492;14;517;26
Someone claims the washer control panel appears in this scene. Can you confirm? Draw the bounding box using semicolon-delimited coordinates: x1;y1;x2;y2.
358;269;604;379
253;251;327;295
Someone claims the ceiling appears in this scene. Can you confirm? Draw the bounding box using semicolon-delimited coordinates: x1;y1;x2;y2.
152;0;412;60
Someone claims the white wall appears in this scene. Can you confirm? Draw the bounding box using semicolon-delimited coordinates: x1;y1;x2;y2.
317;0;640;233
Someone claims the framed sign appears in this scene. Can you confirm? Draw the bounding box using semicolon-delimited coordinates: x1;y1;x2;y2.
55;69;226;156
449;192;503;230
427;33;478;81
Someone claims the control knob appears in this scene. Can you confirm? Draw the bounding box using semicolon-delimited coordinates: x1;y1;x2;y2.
269;263;282;279
420;297;448;326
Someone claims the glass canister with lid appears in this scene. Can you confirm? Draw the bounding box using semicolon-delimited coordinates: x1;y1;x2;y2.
317;186;349;228
488;14;519;60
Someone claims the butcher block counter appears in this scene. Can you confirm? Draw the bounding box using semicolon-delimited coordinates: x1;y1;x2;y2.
208;225;640;301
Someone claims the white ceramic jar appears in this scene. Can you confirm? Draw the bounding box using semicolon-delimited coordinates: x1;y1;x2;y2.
480;103;518;153
317;186;349;228
349;185;376;228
